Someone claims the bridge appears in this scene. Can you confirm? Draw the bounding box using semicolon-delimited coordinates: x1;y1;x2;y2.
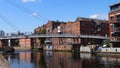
0;33;109;47
0;33;109;40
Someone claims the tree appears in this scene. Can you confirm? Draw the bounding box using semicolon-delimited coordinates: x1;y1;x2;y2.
39;29;46;34
103;40;110;46
39;29;46;44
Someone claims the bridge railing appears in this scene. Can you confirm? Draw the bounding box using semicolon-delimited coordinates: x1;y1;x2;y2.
5;32;33;36
80;34;109;39
0;33;109;39
29;34;78;38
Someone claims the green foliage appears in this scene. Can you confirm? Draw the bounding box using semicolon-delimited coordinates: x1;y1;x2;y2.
91;39;99;44
39;29;46;44
90;48;95;54
40;38;45;44
39;29;46;34
103;40;110;45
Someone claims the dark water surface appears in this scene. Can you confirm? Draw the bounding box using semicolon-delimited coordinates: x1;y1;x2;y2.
2;51;120;68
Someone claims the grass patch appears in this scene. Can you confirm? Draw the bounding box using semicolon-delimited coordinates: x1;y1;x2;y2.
32;47;43;51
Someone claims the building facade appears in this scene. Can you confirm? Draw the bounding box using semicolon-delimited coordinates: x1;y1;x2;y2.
34;25;46;47
34;18;109;50
109;3;120;47
76;17;109;45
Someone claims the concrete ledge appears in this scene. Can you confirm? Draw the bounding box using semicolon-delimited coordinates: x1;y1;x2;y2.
100;48;120;52
80;46;91;52
96;52;120;57
14;46;31;50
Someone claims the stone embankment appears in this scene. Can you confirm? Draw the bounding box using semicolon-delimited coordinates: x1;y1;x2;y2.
0;54;11;68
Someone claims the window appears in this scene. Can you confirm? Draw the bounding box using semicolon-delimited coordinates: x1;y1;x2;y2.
110;24;114;29
117;14;120;19
110;16;114;20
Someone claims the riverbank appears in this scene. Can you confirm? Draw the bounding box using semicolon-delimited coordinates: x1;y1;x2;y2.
96;52;120;58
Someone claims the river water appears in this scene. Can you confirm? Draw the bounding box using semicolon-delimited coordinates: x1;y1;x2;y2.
1;51;120;68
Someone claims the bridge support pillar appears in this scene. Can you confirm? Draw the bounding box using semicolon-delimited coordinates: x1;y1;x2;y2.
8;39;11;47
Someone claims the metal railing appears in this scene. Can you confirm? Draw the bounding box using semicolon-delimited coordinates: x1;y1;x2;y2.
80;34;109;39
29;34;78;38
110;37;120;42
0;33;109;40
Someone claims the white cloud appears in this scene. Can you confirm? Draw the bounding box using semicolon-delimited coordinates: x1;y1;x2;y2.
21;0;36;3
31;12;38;17
90;14;99;19
90;14;108;20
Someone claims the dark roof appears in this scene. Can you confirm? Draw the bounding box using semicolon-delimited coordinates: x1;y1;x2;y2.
76;17;108;24
110;2;120;7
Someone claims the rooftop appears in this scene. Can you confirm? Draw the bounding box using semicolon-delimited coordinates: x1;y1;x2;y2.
76;17;108;23
110;2;120;7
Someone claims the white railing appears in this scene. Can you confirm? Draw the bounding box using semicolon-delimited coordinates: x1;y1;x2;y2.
80;34;109;39
0;34;109;40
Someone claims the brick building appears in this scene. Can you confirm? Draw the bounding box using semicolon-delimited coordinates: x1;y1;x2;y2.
76;17;109;45
45;21;70;50
18;39;31;50
34;25;46;47
109;3;120;47
34;25;46;34
34;17;109;50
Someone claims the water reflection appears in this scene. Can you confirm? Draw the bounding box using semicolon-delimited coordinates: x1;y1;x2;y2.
1;51;120;68
3;52;34;68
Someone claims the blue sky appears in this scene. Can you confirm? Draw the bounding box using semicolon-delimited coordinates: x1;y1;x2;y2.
0;0;119;33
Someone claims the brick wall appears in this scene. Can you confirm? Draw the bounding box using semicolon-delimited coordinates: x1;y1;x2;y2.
34;17;109;49
19;39;31;50
109;11;120;37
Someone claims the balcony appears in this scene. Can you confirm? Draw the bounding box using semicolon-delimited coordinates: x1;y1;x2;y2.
116;18;120;23
109;8;120;13
110;37;120;42
112;31;120;37
113;27;120;32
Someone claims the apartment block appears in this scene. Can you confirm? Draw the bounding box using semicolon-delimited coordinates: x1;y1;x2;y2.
109;3;120;47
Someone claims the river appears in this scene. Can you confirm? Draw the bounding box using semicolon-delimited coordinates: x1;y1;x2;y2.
1;51;120;68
